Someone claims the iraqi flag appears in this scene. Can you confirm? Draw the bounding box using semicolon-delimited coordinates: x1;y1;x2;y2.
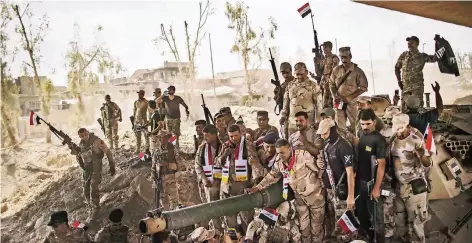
424;123;437;155
72;220;88;230
297;2;312;18
169;134;177;145
337;210;360;234
138;152;148;161
29;111;41;125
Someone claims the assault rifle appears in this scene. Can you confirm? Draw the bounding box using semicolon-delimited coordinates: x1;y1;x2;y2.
201;94;214;125
269;48;282;116
130;115;149;134
312;28;323;82
97;118;106;138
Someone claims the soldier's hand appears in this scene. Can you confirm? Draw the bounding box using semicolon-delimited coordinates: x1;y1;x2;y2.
119;118;122;122
186;109;190;116
204;181;212;187
316;154;325;170
398;81;404;90
370;187;381;202
110;167;116;176
431;81;440;93
279;117;286;126
245;187;259;194
347;195;355;210
415;147;426;158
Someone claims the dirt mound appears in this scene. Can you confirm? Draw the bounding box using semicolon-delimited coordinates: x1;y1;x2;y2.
454;94;472;105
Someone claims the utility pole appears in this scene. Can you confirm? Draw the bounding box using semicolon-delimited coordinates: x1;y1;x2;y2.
335;38;338;54
209;33;216;98
369;42;376;95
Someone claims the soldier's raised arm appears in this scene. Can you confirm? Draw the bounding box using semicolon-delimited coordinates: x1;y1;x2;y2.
95;139;116;176
423;52;437;63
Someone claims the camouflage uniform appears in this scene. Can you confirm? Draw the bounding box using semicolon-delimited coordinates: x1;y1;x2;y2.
256;128;325;242
151;130;179;210
391;124;430;243
395;49;436;111
320;53;340;108
194;141;223;230
102;101;121;148
133;99;150;153
215;136;259;233
79;133;106;215
246;201;301;243
324;189;357;242
282;79;323;136
330;47;368;132
94;222;139;243
43;228;93;243
278;81;292;138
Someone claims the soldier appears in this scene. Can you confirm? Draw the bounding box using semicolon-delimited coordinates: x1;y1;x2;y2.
280;62;323;136
320;107;357;146
94;208;139;243
43;211;93;243
133;90;150;153
215;112;229;143
316;41;340;108
330;47;368;132
273;62;295;138
395;36;438;111
316;119;356;243
219;107;236;127
101;94;122;149
150;129;179;210
236;116;255;141
253;110;279;141
390;114;431;243
245;200;301;243
194;124;223;233
250;136;325;242
188;227;217;243
404;81;443;134
355;109;387;243
355;96;385;136
159;85;189;148
194;120;207;153
75;128;115;222
253;132;279;180
214;124;259;238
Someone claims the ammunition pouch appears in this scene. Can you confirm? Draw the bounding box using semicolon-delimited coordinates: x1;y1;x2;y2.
336;183;348;201
410;178;428;195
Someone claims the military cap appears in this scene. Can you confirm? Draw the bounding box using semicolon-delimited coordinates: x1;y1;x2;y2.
263;132;279;144
105;94;111;99
406;36;419;43
404;95;421;109
194;120;206;126
168;85;176;90
189;227;216;242
257;110;269;118
214;112;223;119
47;211;68;226
383;106;401;119
109;208;123;223
280;62;292;72
339;46;351;56
236;115;244;125
316;119;335;135
357;96;372;104
321;41;333;48
320;107;336;117
392;113;409;133
137;90;145;94
219;107;232;115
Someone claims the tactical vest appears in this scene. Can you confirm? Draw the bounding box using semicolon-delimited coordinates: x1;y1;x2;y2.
79;133;105;164
106;224;129;243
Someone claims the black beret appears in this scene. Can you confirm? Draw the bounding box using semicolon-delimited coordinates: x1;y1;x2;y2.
214;112;223;119
109;208;123;223
263;132;279;144
195;120;206;126
236;116;244;124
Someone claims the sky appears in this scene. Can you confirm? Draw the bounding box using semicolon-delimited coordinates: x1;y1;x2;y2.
5;0;472;91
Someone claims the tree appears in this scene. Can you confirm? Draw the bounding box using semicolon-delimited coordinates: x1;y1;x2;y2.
153;0;213;103
225;1;277;104
13;3;53;142
65;23;124;125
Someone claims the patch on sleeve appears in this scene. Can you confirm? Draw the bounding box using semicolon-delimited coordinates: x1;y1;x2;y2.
365;146;372;152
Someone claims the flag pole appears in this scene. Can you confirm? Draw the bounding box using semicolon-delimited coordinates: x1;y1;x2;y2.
209;33;216;98
310;13;317;46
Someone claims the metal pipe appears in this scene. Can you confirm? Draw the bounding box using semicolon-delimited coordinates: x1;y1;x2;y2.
451;146;457;152
464;145;470;151
446;142;452;147
466;141;471;146
460;150;466;155
454;141;460;146
424;92;431;108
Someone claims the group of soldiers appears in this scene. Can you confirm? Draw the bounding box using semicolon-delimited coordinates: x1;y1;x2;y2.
43;35;444;243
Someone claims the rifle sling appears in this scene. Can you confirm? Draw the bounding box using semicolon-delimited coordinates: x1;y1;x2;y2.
335;67;355;90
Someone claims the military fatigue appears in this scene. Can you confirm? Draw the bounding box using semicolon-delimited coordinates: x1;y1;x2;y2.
391;127;430;243
151;131;179;210
79;133;105;212
395;50;436;110
194;141;223;230
256;130;325;242
43;227;93;243
133;99;150;152
94;222;139;243
253;149;276;179
330;64;368;132
321;54;340;108
279;81;291;138
218;129;229;143
215;137;259;233
245;216;301;243
166;117;181;146
336;126;356;147
102;101;121;148
282;79;323;136
380;124;395;239
325;189;357;243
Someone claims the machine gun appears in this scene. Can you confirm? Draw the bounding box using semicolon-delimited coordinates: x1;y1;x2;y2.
269;48;283;116
201;94;214;125
97;118;106;138
130;115;148;133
